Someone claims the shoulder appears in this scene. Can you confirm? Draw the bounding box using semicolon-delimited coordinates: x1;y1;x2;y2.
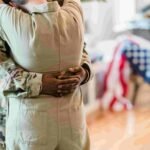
61;0;84;22
0;4;29;19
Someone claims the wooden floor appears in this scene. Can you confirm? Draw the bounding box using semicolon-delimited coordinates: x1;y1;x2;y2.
87;107;150;150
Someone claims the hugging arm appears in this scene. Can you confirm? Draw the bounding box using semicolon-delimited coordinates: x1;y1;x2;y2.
0;41;93;98
0;41;43;99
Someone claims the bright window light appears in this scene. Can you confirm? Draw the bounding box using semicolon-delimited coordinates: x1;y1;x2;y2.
113;0;136;31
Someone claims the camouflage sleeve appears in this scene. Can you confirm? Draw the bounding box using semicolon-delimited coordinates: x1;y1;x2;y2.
0;41;43;99
80;43;94;85
0;40;9;147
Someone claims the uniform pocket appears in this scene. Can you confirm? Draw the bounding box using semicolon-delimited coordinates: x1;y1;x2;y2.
19;109;48;145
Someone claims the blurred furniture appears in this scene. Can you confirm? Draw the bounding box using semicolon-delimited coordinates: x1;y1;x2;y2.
128;74;150;107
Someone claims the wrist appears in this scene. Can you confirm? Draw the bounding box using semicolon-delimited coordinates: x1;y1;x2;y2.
41;74;47;94
80;67;88;85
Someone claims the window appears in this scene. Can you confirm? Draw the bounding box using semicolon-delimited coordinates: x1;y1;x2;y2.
113;0;136;32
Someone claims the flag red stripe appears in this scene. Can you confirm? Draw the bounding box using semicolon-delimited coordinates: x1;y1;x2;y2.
119;54;128;96
103;43;121;92
109;97;117;110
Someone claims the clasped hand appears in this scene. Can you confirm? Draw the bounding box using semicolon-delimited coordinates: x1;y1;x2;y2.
41;66;86;97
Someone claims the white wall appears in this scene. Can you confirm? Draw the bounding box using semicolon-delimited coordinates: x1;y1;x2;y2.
113;0;136;32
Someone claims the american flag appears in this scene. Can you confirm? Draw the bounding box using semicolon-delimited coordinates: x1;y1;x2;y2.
101;36;150;111
123;40;150;83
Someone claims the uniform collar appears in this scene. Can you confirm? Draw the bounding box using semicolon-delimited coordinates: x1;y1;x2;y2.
26;0;60;14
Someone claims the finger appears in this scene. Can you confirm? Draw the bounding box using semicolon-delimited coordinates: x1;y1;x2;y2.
57;75;70;80
58;83;77;88
68;67;81;73
62;75;81;81
58;78;80;85
57;90;71;94
57;72;74;79
59;71;66;76
58;75;80;80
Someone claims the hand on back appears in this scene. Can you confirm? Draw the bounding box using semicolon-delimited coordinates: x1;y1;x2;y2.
41;66;87;97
